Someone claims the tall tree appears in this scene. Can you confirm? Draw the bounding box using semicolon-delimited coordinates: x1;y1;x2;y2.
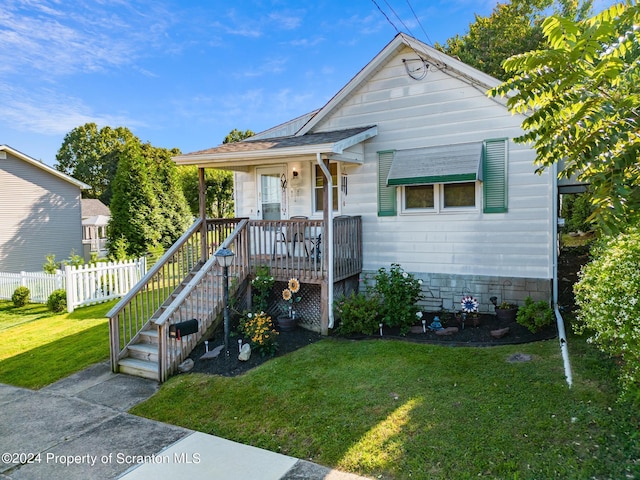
141;144;192;248
439;0;592;79
107;142;161;257
179;128;254;218
490;3;640;232
55;123;137;204
179;167;235;218
223;128;255;144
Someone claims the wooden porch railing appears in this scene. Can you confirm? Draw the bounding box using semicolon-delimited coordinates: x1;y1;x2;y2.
246;219;325;283
156;219;249;382
243;216;362;282
333;215;363;282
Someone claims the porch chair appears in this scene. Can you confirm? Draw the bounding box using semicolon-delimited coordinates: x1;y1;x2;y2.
289;216;310;258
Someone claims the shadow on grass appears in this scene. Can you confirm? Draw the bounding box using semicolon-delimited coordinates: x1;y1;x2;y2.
0;323;109;389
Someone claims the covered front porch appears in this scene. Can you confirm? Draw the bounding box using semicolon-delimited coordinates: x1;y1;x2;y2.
174;125;377;332
206;216;362;333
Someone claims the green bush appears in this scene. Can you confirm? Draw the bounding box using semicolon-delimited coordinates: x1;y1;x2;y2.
516;296;553;333
335;291;380;335
574;228;640;396
12;286;30;307
251;266;274;312
374;264;424;334
561;191;594;232
47;290;67;313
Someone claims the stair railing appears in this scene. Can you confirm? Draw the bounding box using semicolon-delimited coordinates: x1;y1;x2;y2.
107;219;205;373
156;219;250;382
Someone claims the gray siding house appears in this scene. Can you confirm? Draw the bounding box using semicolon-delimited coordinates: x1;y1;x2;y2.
0;145;89;273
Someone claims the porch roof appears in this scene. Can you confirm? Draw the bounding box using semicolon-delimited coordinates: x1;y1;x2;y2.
173;126;377;170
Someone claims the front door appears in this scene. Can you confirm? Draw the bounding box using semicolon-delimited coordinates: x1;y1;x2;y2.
256;166;286;220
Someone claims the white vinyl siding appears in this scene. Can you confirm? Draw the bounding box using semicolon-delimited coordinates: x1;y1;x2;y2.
311;45;553;280
0;152;84;273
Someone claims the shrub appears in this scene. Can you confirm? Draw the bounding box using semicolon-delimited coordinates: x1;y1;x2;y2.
374;264;424;334
574;228;640;396
61;249;84;268
47;289;67;313
516;296;553;333
238;311;278;356
335;291;380;335
561;191;594;233
12;286;30;307
43;254;59;274
251;266;274;312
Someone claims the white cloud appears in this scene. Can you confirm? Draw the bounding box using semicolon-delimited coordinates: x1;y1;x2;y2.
0;0;173;76
0;83;142;135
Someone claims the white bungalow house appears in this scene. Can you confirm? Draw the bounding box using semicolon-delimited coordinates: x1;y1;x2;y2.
0;145;89;273
108;34;569;381
174;33;559;324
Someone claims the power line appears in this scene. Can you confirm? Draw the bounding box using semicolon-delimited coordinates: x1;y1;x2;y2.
370;0;401;36
383;0;415;39
405;0;434;48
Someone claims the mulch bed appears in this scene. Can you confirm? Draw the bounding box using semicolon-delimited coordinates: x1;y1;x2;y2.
186;247;588;378
187;315;557;378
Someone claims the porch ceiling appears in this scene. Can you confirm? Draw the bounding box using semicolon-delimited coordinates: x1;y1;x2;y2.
173;126;377;170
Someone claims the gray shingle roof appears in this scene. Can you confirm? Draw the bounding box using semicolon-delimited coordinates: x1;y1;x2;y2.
182;126;376;157
81;199;110;217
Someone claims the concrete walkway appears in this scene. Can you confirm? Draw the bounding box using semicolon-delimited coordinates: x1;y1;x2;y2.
0;362;369;479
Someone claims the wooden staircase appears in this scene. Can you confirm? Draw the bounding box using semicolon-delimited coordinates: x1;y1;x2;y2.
116;266;208;380
108;218;250;382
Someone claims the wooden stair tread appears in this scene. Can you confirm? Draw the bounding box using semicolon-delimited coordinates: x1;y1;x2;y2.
127;343;157;354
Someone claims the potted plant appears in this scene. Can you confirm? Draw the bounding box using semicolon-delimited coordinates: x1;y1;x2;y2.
491;296;518;323
277;278;302;331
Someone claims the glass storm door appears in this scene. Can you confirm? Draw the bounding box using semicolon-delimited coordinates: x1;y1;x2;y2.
257;166;285;220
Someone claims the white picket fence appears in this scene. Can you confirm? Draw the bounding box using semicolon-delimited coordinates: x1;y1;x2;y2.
0;258;146;313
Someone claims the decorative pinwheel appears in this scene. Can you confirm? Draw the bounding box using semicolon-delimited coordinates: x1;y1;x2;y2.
461;296;479;313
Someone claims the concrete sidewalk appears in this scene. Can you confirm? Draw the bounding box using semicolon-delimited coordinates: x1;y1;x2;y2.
0;362;369;479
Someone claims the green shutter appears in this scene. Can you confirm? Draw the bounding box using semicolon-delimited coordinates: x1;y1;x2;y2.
378;150;397;216
483;139;508;213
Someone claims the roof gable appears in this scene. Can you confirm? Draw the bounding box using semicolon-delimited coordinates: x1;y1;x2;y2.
297;33;505;136
0;145;90;190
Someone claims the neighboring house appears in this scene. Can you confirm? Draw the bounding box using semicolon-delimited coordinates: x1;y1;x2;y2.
173;34;564;325
0;145;90;273
81;199;110;260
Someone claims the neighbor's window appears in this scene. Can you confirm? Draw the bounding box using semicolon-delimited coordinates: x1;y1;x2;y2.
405;185;435;210
443;182;475;208
314;163;339;212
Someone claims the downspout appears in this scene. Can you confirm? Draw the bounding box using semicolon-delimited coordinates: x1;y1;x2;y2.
552;162;573;387
316;153;335;328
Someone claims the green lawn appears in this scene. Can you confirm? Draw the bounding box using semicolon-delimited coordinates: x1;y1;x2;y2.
0;300;116;389
132;335;639;480
1;298;637;478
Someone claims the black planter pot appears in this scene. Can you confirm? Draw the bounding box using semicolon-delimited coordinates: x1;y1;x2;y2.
277;315;297;331
495;307;518;323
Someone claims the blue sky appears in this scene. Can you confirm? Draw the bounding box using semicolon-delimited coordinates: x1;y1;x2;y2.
1;0;614;167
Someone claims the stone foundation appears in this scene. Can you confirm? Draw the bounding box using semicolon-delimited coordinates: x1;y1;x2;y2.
361;270;552;314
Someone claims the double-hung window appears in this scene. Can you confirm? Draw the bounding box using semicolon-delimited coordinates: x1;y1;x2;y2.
378;139;507;216
314;162;339;212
